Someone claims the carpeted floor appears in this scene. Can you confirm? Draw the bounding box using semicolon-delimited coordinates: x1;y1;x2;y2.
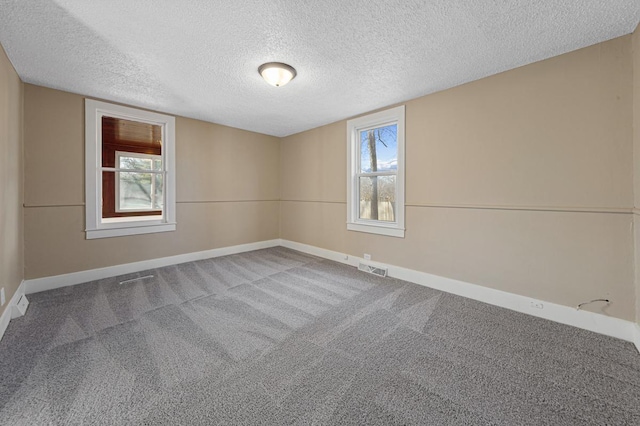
0;247;639;425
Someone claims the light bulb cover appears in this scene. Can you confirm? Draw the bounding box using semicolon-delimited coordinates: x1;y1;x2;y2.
259;62;297;87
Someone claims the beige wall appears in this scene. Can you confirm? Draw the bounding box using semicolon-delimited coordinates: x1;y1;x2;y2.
16;32;640;323
633;23;640;325
281;36;636;321
23;85;280;279
0;44;24;317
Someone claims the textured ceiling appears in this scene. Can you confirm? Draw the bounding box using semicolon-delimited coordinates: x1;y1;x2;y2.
0;1;639;137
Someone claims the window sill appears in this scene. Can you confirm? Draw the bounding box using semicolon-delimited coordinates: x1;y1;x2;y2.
347;222;405;238
86;223;176;239
102;215;164;224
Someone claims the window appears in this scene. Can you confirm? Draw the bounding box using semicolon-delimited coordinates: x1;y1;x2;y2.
347;105;405;238
115;152;163;213
85;99;176;239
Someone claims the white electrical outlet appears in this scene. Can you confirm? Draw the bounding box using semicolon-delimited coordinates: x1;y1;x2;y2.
530;301;544;309
364;254;371;260
0;288;4;306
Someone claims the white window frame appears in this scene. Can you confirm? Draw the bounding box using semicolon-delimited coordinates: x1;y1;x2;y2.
114;151;163;213
85;99;176;239
346;105;405;238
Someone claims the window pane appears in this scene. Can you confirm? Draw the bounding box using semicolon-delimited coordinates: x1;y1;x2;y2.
153;173;164;210
360;124;397;173
102;116;162;169
359;175;396;222
119;156;153;170
119;171;154;210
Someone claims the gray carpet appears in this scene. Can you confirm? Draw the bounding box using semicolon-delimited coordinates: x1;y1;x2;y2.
0;247;639;425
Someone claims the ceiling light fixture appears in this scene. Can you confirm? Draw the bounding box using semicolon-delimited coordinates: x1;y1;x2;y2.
258;62;297;87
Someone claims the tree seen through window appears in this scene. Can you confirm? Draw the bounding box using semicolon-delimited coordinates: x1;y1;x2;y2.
359;124;397;221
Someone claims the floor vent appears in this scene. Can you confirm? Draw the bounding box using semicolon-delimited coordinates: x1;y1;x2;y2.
119;275;154;285
358;262;388;278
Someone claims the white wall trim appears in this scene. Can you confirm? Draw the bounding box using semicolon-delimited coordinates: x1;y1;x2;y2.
280;239;637;344
0;280;26;342
24;239;281;295
15;237;639;348
85;223;177;239
85;99;177;240
346;105;405;239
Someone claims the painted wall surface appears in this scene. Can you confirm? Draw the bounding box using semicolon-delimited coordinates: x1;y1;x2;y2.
281;36;636;321
633;23;640;325
17;32;640;323
23;85;280;278
0;44;23;317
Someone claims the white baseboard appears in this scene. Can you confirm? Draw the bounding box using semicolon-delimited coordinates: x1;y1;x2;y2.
24;239;281;295
280;239;637;344
15;237;640;347
0;280;26;342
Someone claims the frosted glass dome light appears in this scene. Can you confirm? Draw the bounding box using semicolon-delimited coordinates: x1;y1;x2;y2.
258;62;297;87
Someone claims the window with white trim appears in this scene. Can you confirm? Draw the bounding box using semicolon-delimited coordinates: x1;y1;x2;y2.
85;99;176;239
115;151;163;213
347;105;405;238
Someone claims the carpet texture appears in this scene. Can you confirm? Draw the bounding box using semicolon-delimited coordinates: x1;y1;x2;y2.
0;247;639;425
